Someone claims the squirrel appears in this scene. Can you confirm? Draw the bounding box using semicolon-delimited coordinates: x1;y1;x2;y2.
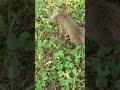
48;12;85;45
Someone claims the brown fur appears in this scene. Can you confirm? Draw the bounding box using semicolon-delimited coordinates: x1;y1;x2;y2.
48;12;85;45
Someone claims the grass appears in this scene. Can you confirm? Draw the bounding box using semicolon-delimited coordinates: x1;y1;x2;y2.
0;0;34;89
35;0;85;90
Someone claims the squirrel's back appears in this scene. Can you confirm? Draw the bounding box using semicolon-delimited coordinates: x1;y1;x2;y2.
48;12;85;45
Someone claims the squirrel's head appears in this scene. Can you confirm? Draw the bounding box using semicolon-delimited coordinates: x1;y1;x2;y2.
48;11;60;23
48;11;68;24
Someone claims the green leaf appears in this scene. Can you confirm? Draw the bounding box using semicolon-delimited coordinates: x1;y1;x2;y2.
106;61;115;68
97;46;112;58
111;64;120;78
6;32;31;50
72;68;78;76
38;40;44;48
22;40;34;51
91;59;102;72
69;63;74;68
97;66;110;76
59;78;69;86
19;31;30;46
6;33;20;50
54;50;64;58
96;76;107;88
45;40;52;48
56;63;63;69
